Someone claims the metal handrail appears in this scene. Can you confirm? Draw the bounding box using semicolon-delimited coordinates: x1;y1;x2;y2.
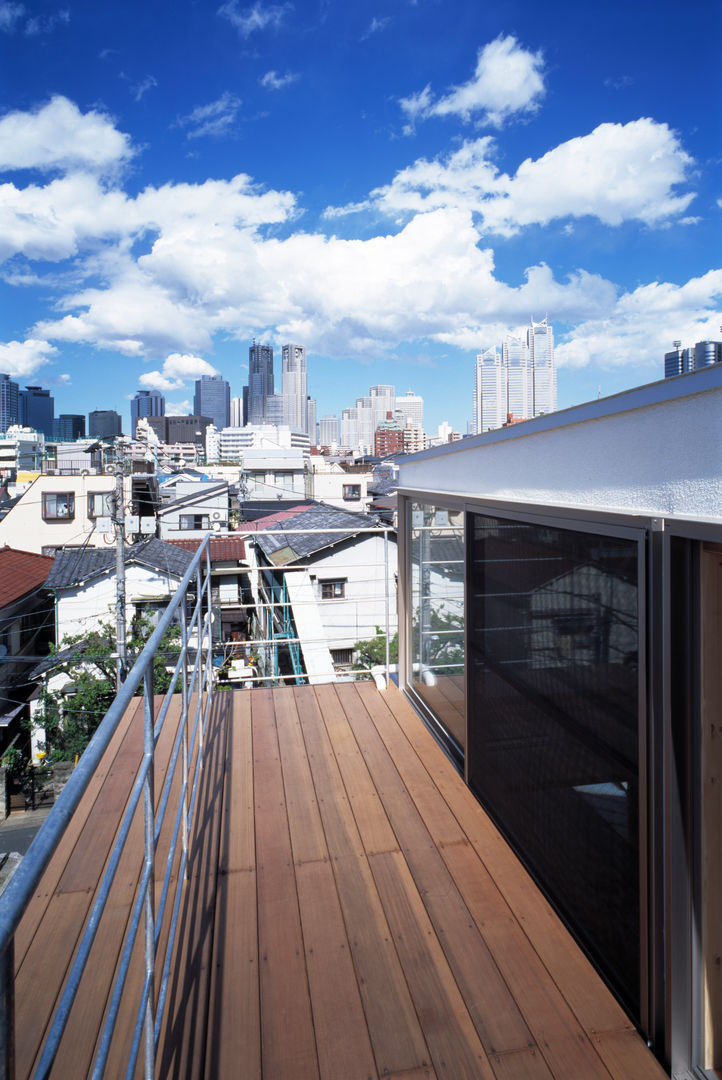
0;535;214;1080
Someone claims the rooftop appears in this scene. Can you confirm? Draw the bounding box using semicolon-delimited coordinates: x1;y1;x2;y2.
0;547;53;608
44;537;194;590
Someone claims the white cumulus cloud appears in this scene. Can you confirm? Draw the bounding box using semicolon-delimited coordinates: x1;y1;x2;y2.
139;352;218;391
218;1;291;38
0;96;132;172
0;337;57;377
400;35;545;131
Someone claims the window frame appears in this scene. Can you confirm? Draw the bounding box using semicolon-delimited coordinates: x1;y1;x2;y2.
320;579;346;600
42;492;75;521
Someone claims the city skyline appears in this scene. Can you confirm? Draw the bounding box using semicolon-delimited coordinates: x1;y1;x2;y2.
0;0;719;432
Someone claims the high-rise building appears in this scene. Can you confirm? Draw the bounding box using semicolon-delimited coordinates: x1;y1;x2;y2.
0;374;19;434
282;344;307;433
248;341;274;425
664;339;722;379
475;319;557;433
19;385;54;437
319;415;339;447
375;413;405;457
53;414;85;440
369;385;395;431
89;410;122;438
131;390;165;434
474;348;505;433
230;396;244;427
194;374;230;430
527;317;556;416
396;390;424;432
307;398;317;445
503;335;531;422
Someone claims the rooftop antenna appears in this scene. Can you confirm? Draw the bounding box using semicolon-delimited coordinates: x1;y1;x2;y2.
673;340;682;349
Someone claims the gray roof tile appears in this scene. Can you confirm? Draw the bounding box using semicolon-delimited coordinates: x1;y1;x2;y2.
254;505;385;565
45;537;194;589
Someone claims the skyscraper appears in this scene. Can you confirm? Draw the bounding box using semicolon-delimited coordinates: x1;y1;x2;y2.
369;385;395;431
19;385;54;437
503;335;531;421
319;415;339;447
396;390;424;432
89;410;122;438
131;390;165;434
248;341;274;425
282;344;307;433
53;414;86;440
528;317;556;416
0;374;19;434
194;374;230;429
474;348;505;433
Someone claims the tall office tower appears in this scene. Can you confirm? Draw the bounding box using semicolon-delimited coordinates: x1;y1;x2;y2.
131;389;165;434
341;407;358;451
281;343;307;433
664;343;685;378
194;374;230;429
693;340;722;369
19;385;54;437
306;398;317;445
369;385;395;430
248;341;274;425
503;335;531;421
264;394;284;426
474;348;505;433
0;374;19;434
53;414;85;440
89;410;122;438
527;317;556;417
396;390;424;432
319;415;339;447
354;396;376;454
230;396;244;427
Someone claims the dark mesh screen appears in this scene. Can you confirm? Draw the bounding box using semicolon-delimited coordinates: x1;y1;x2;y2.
468;513;640;1018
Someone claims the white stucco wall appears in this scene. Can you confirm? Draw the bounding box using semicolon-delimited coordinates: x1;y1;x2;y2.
308;534;398;650
0;475;119;553
55;564;180;640
398;368;722;521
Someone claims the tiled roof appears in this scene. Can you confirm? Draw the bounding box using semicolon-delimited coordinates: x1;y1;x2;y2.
45;538;194;590
167;536;247;562
253;505;385;565
0;547;54;608
240;504;316;532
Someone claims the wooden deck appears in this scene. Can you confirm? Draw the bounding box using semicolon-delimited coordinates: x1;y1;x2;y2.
13;682;669;1079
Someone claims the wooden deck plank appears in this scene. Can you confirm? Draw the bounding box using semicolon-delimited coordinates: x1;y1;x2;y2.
369;849;496;1080
296;859;378;1080
341;683;536;1057
294;686;433;1077
205;689;260;1080
314;682;400;856
273;687;328;865
591;1029;669;1080
251;689;319;1080
14;697;143;968
488;1047;555;1079
380;682;633;1036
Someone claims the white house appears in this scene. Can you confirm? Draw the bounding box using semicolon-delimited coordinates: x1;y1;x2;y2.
303;455;374;512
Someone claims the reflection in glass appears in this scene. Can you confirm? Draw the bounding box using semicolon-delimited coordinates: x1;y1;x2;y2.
409;503;466;752
467;513;640;1018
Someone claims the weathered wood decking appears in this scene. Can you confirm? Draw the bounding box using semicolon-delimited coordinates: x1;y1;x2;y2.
13;682;668;1079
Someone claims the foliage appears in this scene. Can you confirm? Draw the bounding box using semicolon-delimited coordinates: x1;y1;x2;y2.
1;745;27;779
352;627;399;674
33;616;182;763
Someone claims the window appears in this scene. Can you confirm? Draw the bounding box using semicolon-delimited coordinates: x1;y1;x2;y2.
467;511;641;1018
320;579;346;599
87;492;112;519
343;484;361;501
179;514;210;531
42;492;75;520
331;648;354;666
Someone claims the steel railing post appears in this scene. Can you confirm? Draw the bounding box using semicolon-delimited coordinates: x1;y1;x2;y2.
384;528;391;686
142;666;156;1080
179;600;190;880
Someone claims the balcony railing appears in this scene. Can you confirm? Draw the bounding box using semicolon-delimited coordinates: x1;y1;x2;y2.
0;537;214;1080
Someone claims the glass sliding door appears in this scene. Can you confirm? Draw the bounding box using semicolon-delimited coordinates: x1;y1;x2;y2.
467;511;642;1018
408;502;466;759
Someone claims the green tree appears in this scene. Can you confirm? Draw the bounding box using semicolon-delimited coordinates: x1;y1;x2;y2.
352;627;399;675
33;617;182;763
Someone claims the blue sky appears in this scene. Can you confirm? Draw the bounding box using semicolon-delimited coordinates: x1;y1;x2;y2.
0;0;720;434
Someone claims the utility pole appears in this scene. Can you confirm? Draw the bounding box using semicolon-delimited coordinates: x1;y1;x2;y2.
112;451;127;690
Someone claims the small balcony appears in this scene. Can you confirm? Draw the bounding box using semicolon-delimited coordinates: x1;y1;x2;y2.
5;679;664;1079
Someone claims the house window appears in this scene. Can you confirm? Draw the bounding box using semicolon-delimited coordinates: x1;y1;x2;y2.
179;514;210;531
331;648;354;666
320;579;346;599
343;484;361;501
42;492;75;520
87;492;112;519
